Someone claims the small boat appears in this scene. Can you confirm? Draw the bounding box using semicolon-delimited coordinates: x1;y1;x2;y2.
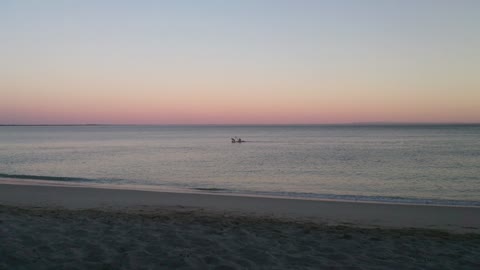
231;137;244;143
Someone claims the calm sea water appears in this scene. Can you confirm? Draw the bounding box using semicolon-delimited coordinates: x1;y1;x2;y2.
1;125;479;206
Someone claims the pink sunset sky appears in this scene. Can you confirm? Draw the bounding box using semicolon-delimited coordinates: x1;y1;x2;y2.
2;1;479;124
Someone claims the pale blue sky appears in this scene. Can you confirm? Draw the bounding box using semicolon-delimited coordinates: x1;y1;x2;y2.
1;0;479;124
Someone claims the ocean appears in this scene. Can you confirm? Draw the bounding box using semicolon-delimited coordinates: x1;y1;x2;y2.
1;125;479;206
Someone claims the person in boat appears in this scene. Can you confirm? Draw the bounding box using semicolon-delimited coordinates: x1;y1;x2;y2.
237;138;243;143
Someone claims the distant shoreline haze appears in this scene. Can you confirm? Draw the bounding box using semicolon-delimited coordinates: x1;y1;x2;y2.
1;123;480;127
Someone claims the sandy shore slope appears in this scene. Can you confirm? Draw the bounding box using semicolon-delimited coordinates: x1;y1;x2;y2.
1;182;480;269
1;205;480;269
0;182;479;232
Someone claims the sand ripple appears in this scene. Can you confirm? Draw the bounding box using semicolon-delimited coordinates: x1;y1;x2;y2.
1;205;479;270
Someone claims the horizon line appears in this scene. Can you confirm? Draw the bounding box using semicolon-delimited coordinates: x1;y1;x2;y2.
1;122;480;127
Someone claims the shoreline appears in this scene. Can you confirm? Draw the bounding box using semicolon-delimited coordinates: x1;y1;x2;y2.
1;177;479;208
2;181;480;269
1;182;479;233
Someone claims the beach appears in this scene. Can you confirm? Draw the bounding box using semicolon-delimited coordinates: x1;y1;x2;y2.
1;182;479;269
4;0;480;268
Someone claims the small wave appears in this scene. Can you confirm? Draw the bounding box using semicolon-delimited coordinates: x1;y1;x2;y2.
236;190;480;207
0;173;96;182
2;173;479;207
186;187;480;206
193;187;228;192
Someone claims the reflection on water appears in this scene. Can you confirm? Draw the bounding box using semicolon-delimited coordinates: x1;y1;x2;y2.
1;125;479;205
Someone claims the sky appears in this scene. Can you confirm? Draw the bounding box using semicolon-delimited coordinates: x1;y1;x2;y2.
1;0;479;124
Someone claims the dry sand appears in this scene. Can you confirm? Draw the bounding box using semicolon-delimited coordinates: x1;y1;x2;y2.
1;182;480;269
